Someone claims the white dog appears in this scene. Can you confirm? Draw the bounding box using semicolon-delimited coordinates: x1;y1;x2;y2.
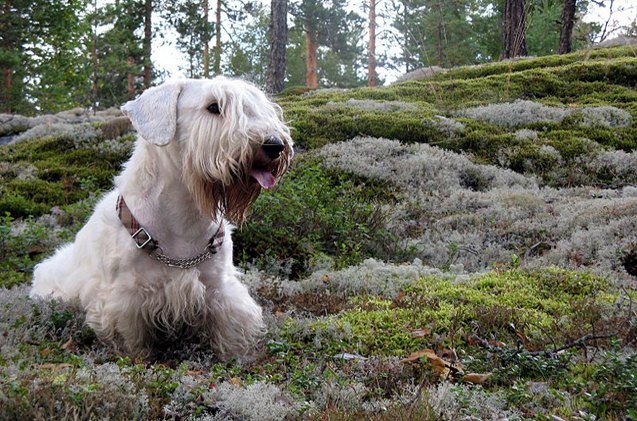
30;77;293;359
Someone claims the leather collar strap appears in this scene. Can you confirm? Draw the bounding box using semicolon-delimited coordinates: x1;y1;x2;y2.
116;195;225;269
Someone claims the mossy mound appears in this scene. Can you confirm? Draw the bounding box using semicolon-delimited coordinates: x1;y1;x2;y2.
280;268;614;357
280;46;636;188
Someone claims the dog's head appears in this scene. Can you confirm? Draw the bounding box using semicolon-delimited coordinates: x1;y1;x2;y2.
122;77;293;223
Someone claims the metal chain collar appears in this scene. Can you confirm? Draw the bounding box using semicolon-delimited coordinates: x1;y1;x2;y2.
116;194;225;270
151;246;216;269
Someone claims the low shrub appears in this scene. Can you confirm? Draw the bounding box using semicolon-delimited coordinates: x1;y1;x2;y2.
235;156;388;278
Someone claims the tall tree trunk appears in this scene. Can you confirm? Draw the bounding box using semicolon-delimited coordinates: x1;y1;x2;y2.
143;0;152;87
501;0;528;59
3;68;10;113
91;0;98;111
214;0;221;75
203;0;209;77
127;56;135;99
266;0;287;93
368;0;376;87
305;28;318;89
1;0;10;112
435;3;445;66
558;0;576;54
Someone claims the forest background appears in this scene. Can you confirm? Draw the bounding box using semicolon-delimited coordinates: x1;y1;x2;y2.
1;0;636;115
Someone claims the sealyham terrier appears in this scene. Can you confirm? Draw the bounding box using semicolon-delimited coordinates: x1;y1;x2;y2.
30;77;293;359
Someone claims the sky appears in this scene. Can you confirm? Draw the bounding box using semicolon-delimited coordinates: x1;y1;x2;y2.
152;0;636;85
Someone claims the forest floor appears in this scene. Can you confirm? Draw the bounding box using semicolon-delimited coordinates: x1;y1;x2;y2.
1;45;636;420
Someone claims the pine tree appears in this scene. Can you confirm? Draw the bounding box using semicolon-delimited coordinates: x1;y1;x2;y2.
164;0;215;78
225;2;270;86
90;0;145;108
266;0;288;93
1;0;91;114
291;0;364;89
558;0;577;53
368;0;377;87
501;0;528;58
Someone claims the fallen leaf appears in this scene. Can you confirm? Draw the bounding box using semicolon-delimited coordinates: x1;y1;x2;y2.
410;328;432;338
400;348;434;364
61;337;76;352
229;377;242;386
393;291;406;305
463;372;493;384
400;349;453;378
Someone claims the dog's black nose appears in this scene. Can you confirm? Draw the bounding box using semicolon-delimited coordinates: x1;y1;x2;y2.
262;136;285;160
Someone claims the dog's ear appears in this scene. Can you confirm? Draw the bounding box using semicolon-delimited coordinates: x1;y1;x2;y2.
121;81;183;146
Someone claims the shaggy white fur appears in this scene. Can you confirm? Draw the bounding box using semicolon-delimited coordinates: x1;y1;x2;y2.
29;77;293;359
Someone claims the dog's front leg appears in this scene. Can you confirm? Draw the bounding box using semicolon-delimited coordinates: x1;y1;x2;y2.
85;293;152;356
204;277;264;360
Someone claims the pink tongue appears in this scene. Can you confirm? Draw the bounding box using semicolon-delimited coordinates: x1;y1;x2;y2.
250;168;277;189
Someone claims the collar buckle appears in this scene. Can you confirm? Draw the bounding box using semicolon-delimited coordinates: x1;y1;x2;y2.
131;227;153;249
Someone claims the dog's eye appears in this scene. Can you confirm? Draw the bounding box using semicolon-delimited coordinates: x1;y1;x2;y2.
207;103;221;115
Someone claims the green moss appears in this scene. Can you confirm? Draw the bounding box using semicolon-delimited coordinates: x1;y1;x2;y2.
426;46;637;83
284;269;613;357
0;133;129;218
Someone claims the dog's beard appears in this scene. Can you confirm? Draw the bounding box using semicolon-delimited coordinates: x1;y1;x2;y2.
190;175;262;224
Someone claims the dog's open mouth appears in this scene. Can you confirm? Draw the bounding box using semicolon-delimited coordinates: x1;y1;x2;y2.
250;167;277;189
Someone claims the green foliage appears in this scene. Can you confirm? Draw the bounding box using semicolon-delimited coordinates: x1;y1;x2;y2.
288;0;366;88
235;156;386;277
1;0;91;114
0;132;130;219
1;45;636;419
163;0;215;78
583;348;637;415
389;0;491;69
281;268;612;356
89;0;145;108
224;4;270;85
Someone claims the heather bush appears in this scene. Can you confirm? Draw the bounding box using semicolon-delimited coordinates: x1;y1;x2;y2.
514;129;539;141
582;149;637;187
0;362;151;420
235;156;388;278
278;258;466;299
578;106;632;128
426;115;466;136
0;108;125;138
0;285;86;359
203;382;298;421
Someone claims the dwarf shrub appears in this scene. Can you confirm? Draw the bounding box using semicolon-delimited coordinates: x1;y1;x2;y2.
235;156;387;277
